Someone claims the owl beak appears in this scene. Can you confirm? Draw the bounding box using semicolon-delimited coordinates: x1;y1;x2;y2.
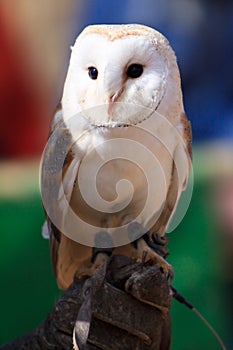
106;90;122;116
107;93;117;116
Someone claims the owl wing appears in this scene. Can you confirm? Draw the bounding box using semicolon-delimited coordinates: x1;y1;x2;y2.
42;106;92;289
151;112;192;236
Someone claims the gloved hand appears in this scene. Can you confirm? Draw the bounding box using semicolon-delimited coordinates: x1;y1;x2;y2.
0;255;172;350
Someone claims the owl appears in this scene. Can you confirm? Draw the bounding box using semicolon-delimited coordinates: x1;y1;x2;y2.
41;24;192;290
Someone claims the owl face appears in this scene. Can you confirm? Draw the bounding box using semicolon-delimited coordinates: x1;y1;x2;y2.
62;24;182;127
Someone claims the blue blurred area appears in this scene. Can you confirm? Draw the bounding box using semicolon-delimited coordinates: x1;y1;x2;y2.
73;0;233;142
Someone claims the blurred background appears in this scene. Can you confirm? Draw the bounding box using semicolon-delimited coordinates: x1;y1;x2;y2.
0;0;232;349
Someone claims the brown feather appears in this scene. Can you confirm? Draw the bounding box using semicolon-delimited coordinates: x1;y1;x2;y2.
181;112;192;161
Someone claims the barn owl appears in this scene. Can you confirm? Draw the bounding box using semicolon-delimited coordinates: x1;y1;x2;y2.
41;24;192;290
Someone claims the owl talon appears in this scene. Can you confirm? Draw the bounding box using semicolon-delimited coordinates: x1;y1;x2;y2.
141;251;148;265
159;263;174;281
137;237;173;282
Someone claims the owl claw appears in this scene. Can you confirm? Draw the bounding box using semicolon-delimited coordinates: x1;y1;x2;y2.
136;237;173;282
159;261;174;281
141;250;148;265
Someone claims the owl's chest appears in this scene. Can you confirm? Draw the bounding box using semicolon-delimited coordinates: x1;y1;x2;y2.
69;125;174;228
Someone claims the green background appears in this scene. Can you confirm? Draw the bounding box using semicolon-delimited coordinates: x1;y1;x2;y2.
0;155;231;349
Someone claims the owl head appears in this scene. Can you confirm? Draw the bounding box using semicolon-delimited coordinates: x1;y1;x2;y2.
62;24;184;127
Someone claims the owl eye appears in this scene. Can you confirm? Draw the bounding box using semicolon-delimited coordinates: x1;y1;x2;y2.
88;66;98;80
126;64;143;79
